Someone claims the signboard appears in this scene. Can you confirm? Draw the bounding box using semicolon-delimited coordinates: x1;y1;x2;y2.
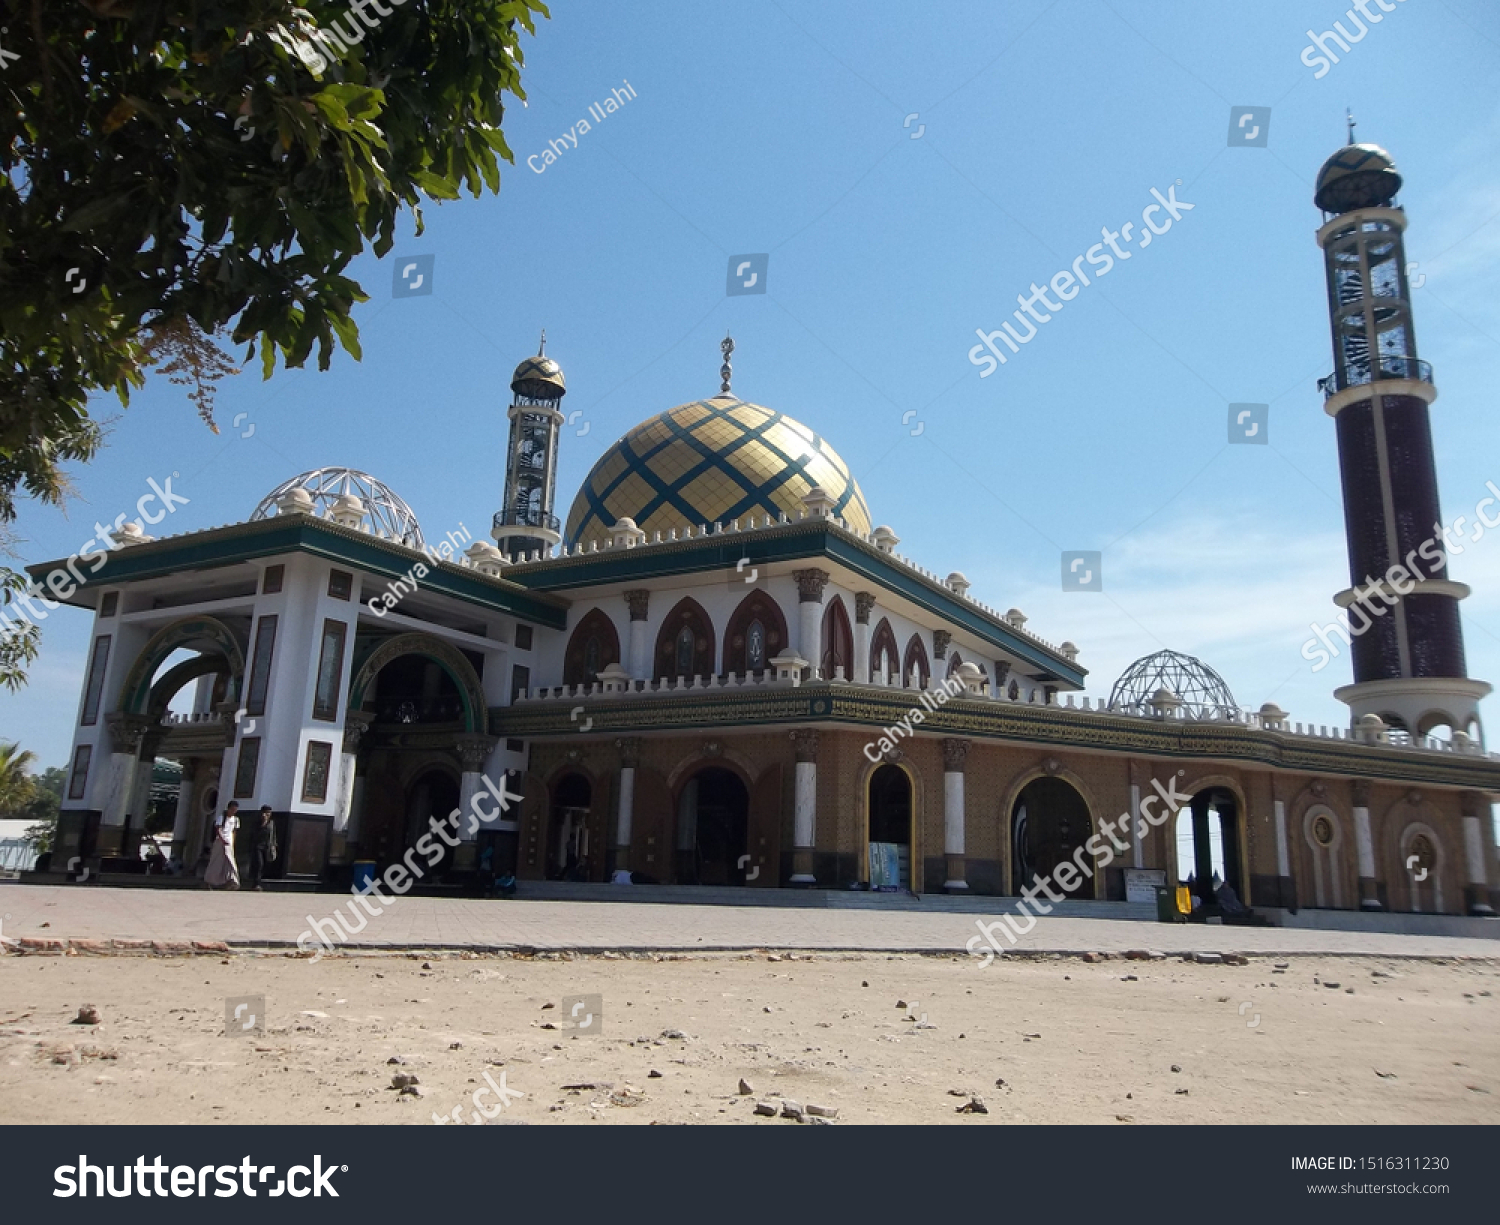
1124;867;1166;905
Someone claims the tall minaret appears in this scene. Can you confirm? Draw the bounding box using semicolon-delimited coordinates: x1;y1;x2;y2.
494;335;566;561
1314;133;1489;743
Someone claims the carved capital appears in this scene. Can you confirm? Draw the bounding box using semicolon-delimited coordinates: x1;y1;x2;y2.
793;568;830;604
342;711;373;755
1351;780;1372;807
456;735;495;773
932;630;952;660
854;592;876;624
941;738;971;772
615;736;641;768
106;712;152;756
623;589;651;621
790;729;820;763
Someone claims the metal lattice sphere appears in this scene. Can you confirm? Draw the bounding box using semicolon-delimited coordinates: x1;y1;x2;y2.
251;467;424;548
1109;649;1239;719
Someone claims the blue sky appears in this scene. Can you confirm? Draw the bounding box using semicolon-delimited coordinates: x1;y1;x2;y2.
7;0;1500;770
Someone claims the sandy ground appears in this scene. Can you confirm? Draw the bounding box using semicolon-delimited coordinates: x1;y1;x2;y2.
1;949;1497;1125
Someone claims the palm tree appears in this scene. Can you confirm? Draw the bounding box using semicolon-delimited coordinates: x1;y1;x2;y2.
0;741;38;814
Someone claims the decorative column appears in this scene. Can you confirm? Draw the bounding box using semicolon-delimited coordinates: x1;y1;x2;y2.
456;735;498;848
170;759;199;861
854;593;875;684
790;729;819;885
942;738;970;892
1272;779;1295;911
1190;792;1214;906
1351;780;1382;910
613;737;640;873
793;569;829;679
99;713;150;856
1128;777;1143;869
335;712;371;856
1460;791;1496;916
623;590;651;681
932;631;951;689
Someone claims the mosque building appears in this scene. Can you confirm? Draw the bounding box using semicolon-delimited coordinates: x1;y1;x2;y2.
33;140;1500;920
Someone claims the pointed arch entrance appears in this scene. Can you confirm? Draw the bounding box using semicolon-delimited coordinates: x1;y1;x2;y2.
821;596;853;680
1011;776;1094;898
865;762;915;890
675;767;750;885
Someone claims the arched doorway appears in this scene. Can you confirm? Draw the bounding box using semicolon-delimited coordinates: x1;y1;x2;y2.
549;772;593;881
1011;777;1093;898
401;768;459;876
866;763;913;890
1176;787;1245;911
676;767;749;885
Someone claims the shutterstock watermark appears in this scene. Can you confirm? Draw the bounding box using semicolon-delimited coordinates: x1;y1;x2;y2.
965;774;1189;964
1300;0;1408;79
296;772;522;959
969;182;1194;375
0;475;189;642
267;1;402;75
862;675;965;761
432;1069;524;1124
1301;480;1500;672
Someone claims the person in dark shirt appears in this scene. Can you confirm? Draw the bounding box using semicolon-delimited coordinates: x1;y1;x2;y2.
247;806;278;891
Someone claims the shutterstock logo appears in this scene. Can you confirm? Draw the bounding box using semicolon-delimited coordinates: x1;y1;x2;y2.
54;1155;345;1198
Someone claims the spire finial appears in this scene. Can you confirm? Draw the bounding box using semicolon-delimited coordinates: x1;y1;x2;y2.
1346;108;1356;145
719;332;734;395
538;328;546;356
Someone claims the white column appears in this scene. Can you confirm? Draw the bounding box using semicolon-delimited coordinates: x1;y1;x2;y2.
455;736;495;845
792;761;816;881
798;602;821;676
1274;799;1290;878
943;770;966;886
854;593;874;684
1129;783;1143;868
793;569;829;679
616;766;636;850
1462;815;1494;915
458;772;482;839
171;761;197;853
1353;803;1380;909
624;591;650;680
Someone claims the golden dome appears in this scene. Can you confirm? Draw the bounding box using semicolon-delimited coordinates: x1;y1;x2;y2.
564;395;872;548
511;355;566;401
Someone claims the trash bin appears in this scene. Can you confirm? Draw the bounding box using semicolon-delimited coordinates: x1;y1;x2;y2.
1155;885;1177;924
352;860;377;894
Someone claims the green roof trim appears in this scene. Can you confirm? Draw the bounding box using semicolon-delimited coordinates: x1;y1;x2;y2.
24;515;569;629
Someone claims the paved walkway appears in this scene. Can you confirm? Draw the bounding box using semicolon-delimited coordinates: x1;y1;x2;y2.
2;883;1498;958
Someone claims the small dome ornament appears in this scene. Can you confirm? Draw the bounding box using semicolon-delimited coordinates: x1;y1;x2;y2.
1314;131;1403;214
511;332;566;402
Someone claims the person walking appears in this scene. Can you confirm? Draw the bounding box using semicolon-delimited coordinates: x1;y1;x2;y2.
205;801;241;890
248;805;277;891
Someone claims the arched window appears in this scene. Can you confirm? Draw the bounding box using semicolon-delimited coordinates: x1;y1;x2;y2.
821;596;853;680
746;620;766;671
723;591;788;676
903;634;929;689
947;650;964;678
562;608;621;687
869;617;900;682
655;597;716;681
